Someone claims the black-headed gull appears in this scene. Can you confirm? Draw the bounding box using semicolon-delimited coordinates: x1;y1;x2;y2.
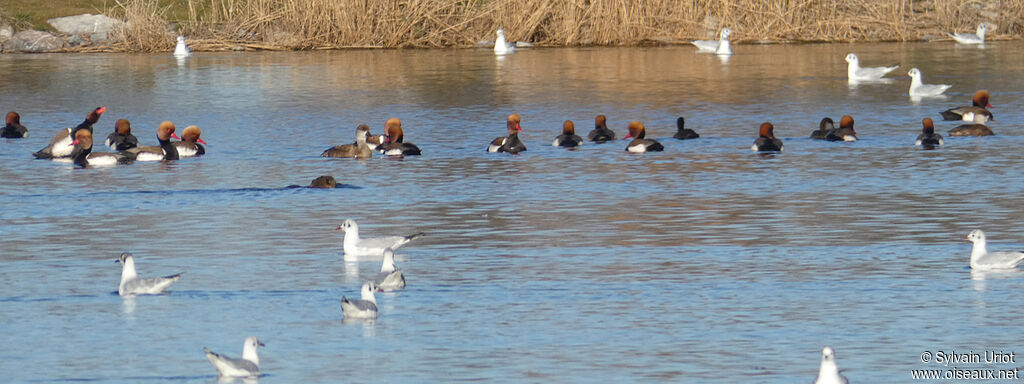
174;35;192;57
494;29;515;55
342;282;380;319
375;248;406;292
204;336;264;378
825;115;857;142
947;23;987;45
845;53;898;82
116;252;181;296
966;230;1024;270
814;346;849;384
908;68;952;97
940;90;993;121
751;122;783;152
336;219;423;257
691;28;732;55
915;118;944;147
948;113;993;137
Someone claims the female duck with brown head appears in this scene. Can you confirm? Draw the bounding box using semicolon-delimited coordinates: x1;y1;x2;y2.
33;106;106;159
322;124;373;159
587;114;616;143
375;118;421;156
172;125;207;157
825;115;857;142
751;122;783;152
552;120;583;147
809;117;835;140
126;121;181;161
69;129;134;167
488;114;526;154
104;119;138;151
624;121;664;153
1;111;28;138
949;113;994;137
915;118;943;148
940;90;994;122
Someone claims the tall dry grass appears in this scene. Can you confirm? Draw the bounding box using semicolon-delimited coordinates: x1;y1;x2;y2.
98;0;1024;52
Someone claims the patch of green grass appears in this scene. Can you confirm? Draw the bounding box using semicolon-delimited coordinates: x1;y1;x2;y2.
0;0;191;31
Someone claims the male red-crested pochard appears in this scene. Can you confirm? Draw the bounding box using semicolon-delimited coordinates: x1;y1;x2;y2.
322;124;373;159
751;122;783;152
915;118;944;147
623;121;664;153
126;121;181;161
552;120;583;147
375;118;421;156
940;90;994;122
104;119;138;151
172;125;207;157
1;111;28;138
68;129;134;167
587;114;616;143
33;106;106;159
672;117;699;140
809;117;835;140
487;113;526;154
825;115;857;142
949;113;994;137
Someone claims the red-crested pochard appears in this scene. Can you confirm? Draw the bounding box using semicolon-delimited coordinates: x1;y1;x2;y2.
940;90;993;122
488;113;526;154
69;129;134;167
825;115;857;142
751;122;783;152
587;114;616;143
375;118;421;156
809;117;835;140
322;124;373;159
552;120;583;147
126;121;181;161
915;118;943;147
104;119;138;151
624;121;664;153
2;111;28;138
33;106;106;159
172;125;207;157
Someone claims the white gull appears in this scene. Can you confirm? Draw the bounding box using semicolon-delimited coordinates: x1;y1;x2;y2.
966;229;1024;270
494;29;515;55
845;53;898;82
204;336;264;378
116;252;181;296
947;23;987;45
174;36;192;57
691;28;732;55
342;281;380;319
908;68;952;97
814;346;849;384
336;219;423;257
374;248;406;292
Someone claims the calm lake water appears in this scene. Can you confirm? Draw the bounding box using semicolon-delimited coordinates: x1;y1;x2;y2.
3;42;1024;383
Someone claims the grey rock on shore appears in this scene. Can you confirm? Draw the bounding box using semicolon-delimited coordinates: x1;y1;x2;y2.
48;14;124;42
6;30;67;52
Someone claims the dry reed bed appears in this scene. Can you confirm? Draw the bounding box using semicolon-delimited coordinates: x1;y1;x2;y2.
95;0;1024;52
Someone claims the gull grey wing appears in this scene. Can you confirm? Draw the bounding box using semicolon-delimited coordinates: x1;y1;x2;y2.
205;348;259;374
342;297;378;312
123;273;181;294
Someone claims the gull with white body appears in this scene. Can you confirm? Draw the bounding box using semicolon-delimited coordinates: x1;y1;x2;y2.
965;230;1024;271
342;282;380;319
814;346;849;384
494;29;515;55
908;68;952;97
116;252;181;296
845;53;898;82
691;28;732;55
204;336;264;378
947;23;987;45
336;219;424;257
375;248;406;291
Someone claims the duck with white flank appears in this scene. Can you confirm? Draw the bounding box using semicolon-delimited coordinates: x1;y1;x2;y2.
33;106;106;159
908;68;952;97
949;113;993;137
125;121;181;161
375;248;406;291
751;122;783;152
172;125;207;157
552;120;583;148
69;130;134;167
825;115;857;142
342;282;380;319
809;117;835;140
2;111;28;138
588;114;616;143
336;219;424;257
375;118;421;156
947;23;987;45
672;117;699;140
915;118;944;148
965;230;1024;270
104;119;138;151
940;90;993;121
488;113;526;154
116;252;181;296
845;53;899;82
623;121;663;153
322;124;373;159
691;28;732;55
204;336;264;378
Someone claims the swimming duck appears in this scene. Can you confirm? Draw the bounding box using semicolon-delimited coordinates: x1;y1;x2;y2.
1;111;28;138
104;119;138;151
33;106;106;159
322;124;373;159
751;122;783;152
949;113;993;137
825;115;857;142
375;118;421;156
587;114;616;143
172;125;206;157
672;117;699;139
125;121;181;161
940;90;993;121
69;129;134;167
915;118;944;147
552;120;583;147
487;113;526;154
809;117;835;140
624;121;664;153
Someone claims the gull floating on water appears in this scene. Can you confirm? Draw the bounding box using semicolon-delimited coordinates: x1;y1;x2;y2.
691;28;732;55
204;336;264;378
494;29;515;55
342;281;380;319
966;229;1024;270
908;68;952;97
814;346;850;384
374;248;406;291
116;252;181;296
336;219;424;257
845;53;898;82
947;23;987;45
174;36;192;57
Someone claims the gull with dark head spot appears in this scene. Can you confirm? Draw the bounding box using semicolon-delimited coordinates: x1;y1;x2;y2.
947;23;987;45
116;253;182;296
342;282;380;319
814;346;849;384
336;219;424;257
204;336;264;378
375;248;406;291
965;230;1024;271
